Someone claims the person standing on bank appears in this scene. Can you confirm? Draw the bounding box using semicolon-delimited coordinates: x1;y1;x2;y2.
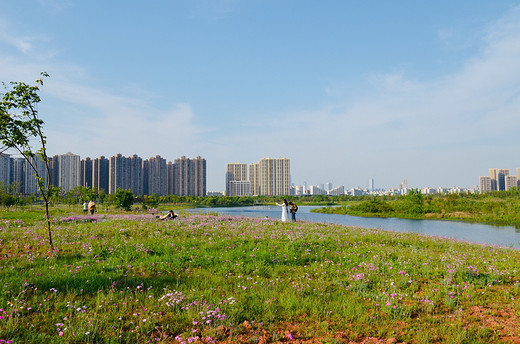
88;200;96;215
289;201;298;222
83;201;88;214
275;199;289;222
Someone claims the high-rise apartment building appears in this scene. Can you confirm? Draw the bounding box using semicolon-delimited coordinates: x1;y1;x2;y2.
225;163;248;196
369;178;375;193
129;154;144;196
174;156;189;196
0;153;11;191
2;151;207;197
505;175;517;191
55;152;80;193
81;157;92;188
191;156;206;197
173;156;206;196
325;182;332;192
92;156;109;193
249;162;260;196
248;157;290;196
489;168;498;191
167;161;175;195
109;154;130;194
145;155;167;195
24;155;48;195
497;169;509;191
479;176;492;193
12;158;25;193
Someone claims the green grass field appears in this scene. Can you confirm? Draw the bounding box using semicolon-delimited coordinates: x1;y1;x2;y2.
1;211;519;343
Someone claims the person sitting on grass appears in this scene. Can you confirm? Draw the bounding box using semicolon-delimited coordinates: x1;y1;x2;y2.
160;210;178;221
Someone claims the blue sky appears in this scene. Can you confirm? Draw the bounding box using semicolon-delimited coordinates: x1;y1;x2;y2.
1;1;520;191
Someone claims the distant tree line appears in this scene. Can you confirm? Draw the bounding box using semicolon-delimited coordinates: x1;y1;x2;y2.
315;187;520;226
0;182;359;210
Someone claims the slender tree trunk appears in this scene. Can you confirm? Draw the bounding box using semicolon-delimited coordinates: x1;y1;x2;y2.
43;196;54;250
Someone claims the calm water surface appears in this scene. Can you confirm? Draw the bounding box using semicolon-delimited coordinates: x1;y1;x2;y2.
187;205;520;249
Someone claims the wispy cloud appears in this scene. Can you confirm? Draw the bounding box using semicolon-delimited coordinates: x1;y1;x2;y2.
214;4;520;187
0;19;32;54
41;78;209;159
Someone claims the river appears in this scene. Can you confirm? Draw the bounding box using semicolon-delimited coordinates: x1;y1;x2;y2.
187;205;520;249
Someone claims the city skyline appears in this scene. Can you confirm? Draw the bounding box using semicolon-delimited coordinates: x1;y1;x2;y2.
3;150;519;195
0;152;206;197
1;2;520;191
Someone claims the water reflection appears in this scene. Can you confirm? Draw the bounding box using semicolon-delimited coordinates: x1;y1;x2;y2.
187;205;520;249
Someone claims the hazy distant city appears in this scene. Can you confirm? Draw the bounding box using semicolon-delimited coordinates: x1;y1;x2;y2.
2;152;518;197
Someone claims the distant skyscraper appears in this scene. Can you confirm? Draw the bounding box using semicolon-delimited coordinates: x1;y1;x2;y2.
145;155;167;195
24;155;48;195
505;175;517;191
92;156;109;193
479;176;492;193
226;163;248;196
249;162;260;196
249;157;290;196
0;153;11;191
174;156;206;196
56;152;81;193
167;161;175;195
190;156;206;197
109;153;133;194
369;178;375;192
329;185;345;196
129;154;144;195
12;158;25;193
497;169;509;191
81;157;92;188
229;180;250;196
489;168;498;191
325;182;332;192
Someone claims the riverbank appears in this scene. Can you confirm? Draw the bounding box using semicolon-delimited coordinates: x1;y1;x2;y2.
312;192;520;227
1;212;519;343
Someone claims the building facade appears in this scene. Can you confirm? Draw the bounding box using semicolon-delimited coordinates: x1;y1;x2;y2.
505;175;518;191
174;156;206;197
225;163;248;196
81;157;92;188
54;152;80;193
247;157;290;196
92;156;109;193
479;176;492;193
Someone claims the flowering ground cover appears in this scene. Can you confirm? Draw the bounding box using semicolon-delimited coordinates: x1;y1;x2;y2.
1;213;519;343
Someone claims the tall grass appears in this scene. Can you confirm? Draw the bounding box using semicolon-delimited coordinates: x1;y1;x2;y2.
0;213;519;343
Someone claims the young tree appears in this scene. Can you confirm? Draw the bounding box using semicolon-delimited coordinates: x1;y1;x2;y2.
115;188;135;211
0;72;56;250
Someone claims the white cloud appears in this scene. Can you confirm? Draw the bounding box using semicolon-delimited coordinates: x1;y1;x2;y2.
212;4;520;188
41;79;209;160
0;18;32;54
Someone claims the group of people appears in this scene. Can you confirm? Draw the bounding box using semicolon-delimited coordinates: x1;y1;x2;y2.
82;200;96;215
275;199;298;222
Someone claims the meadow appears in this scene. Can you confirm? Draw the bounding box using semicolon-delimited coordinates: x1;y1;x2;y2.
0;210;519;343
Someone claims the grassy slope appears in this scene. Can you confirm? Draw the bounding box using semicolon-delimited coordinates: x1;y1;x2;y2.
0;212;519;343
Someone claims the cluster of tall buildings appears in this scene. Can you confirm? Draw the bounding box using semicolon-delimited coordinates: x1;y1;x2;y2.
225;157;290;196
479;168;520;193
0;152;206;196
